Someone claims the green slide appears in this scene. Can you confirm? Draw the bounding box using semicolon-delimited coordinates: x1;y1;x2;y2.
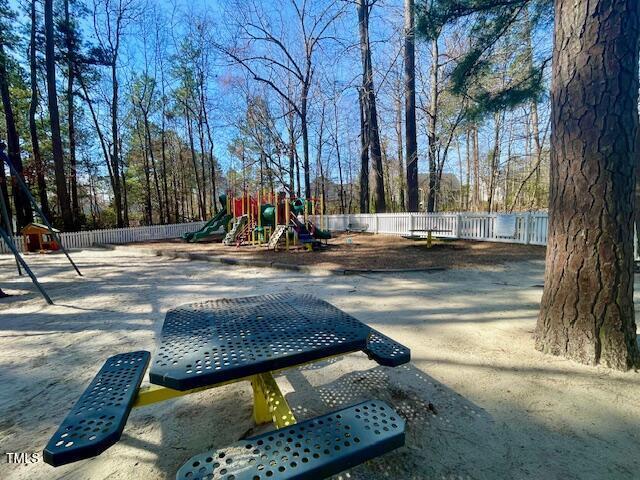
182;194;231;242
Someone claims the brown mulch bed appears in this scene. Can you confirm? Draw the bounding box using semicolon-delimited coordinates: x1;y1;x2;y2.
122;232;545;271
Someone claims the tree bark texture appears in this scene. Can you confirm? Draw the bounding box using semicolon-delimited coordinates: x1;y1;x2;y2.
535;0;640;370
357;0;385;212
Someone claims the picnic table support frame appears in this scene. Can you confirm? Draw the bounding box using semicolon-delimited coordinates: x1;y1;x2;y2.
251;372;297;428
133;371;297;429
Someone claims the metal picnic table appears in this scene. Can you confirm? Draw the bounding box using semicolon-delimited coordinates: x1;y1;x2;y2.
43;293;411;479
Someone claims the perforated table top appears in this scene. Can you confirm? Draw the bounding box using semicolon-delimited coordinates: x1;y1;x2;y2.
150;293;408;391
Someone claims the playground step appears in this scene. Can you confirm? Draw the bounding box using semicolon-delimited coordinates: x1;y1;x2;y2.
43;351;150;466
364;329;411;367
268;225;287;249
176;399;405;480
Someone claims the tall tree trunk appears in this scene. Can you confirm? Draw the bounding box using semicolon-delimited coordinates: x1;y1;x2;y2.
29;0;51;221
316;103;326;213
0;32;33;230
45;0;72;230
301;90;311;199
473;126;480;210
160;111;170;222
357;0;385;212
287;112;296;195
465;129;471;210
110;49;124;227
358;89;370;213
487;112;502;213
185;105;204;219
396;90;405;212
334;101;346;214
0;153;11;230
144;114;164;223
64;0;79;227
426;36;439;213
404;0;418;212
202;93;218;214
535;0;640;370
530;101;543;208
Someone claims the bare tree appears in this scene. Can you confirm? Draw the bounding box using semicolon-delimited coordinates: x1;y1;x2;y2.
219;0;344;199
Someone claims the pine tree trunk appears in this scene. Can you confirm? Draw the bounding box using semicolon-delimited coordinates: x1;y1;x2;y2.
44;0;73;230
29;0;51;222
0;155;11;230
404;0;418;212
64;0;79;227
357;0;385;212
0;35;33;230
535;0;640;370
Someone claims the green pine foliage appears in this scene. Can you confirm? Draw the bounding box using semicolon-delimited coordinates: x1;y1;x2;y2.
417;0;552;118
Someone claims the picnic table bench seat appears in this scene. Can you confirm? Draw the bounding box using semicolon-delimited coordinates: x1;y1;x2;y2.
43;351;150;466
176;399;405;480
364;330;411;367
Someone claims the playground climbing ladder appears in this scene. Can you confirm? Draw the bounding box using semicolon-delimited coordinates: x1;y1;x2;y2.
223;215;247;246
267;224;287;250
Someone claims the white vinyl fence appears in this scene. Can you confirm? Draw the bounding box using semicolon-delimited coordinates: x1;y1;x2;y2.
0;221;207;254
1;212;637;260
312;212;550;246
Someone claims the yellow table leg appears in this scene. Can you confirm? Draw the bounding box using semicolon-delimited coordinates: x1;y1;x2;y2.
251;372;296;428
251;376;272;424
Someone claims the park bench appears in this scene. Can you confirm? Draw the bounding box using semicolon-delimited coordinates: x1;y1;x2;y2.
43;294;410;479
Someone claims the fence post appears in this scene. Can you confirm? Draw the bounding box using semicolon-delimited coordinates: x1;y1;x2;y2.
455;213;462;239
409;213;415;235
374;214;379;234
523;212;531;245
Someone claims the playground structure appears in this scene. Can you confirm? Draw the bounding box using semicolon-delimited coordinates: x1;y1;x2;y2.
220;191;331;251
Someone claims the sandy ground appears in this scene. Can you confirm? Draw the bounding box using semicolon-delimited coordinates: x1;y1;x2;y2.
0;247;638;480
130;232;546;271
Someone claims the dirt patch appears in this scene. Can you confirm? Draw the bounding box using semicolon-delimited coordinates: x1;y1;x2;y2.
122;233;545;271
